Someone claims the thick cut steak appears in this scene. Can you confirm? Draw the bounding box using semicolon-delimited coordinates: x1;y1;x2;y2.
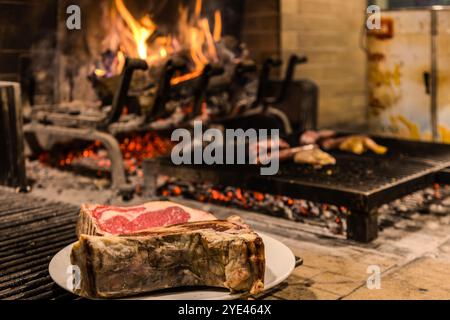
76;201;216;236
71;217;265;298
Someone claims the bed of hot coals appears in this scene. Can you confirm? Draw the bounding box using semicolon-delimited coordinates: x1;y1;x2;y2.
36;131;174;177
158;180;450;235
159;181;349;234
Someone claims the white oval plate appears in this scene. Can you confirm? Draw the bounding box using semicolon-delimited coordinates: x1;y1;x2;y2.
49;233;295;300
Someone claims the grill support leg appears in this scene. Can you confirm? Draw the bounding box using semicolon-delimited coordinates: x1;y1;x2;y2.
143;159;159;197
347;209;378;243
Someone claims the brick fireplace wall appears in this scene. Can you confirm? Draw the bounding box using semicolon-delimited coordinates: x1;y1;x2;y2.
280;0;368;129
241;0;281;64
0;0;57;104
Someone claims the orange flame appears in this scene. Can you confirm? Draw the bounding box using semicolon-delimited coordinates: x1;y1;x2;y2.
170;1;220;85
110;0;220;85
114;0;155;60
195;0;202;18
213;10;222;42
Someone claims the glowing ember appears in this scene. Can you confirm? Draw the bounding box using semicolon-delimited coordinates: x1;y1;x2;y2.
41;132;173;175
159;181;349;234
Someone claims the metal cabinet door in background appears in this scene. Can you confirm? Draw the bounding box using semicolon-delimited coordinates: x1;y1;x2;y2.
368;9;433;141
437;9;450;142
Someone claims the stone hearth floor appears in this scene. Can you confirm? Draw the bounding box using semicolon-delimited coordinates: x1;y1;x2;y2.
184;199;450;300
26;161;450;300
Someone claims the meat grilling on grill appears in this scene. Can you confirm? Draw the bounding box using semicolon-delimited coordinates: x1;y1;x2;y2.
300;130;336;145
299;130;388;155
321;135;388;155
293;145;336;167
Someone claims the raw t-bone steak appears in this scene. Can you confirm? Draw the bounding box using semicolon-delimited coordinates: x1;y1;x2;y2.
71;217;265;298
76;201;216;236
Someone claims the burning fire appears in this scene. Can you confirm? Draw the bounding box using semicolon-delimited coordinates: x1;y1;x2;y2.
115;0;155;60
100;0;223;85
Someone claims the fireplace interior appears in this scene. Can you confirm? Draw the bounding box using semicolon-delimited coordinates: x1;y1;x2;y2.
13;1;318;197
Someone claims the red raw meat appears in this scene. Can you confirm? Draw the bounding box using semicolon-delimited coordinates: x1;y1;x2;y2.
76;201;217;236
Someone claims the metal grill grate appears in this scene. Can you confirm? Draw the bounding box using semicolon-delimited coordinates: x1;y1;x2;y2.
0;187;301;300
146;137;450;212
0;188;78;300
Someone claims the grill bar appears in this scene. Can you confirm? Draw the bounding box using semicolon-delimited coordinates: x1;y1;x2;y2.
0;207;77;231
0;214;78;237
0;270;48;291
0;200;66;215
4;281;66;300
0;275;54;299
0;188;78;300
0;263;49;284
0;212;77;236
0;224;75;250
0;235;76;264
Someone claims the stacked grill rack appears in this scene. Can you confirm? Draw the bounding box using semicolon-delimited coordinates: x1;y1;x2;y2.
0;188;78;300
